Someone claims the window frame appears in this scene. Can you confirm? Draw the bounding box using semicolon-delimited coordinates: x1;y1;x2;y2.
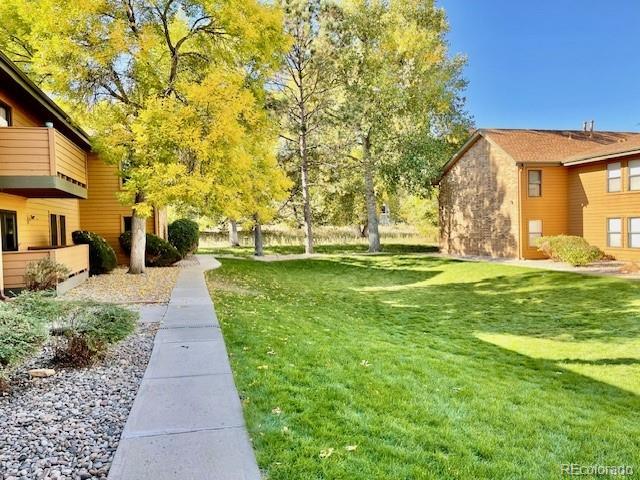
122;215;133;233
528;219;543;247
527;169;542;197
607;217;623;248
0;101;12;127
607;162;622;193
628;217;640;249
0;209;18;252
629;160;640;191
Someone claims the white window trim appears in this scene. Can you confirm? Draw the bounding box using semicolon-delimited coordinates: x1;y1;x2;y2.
628;217;640;249
629;160;640;191
528;219;543;247
607;162;622;193
607;217;622;248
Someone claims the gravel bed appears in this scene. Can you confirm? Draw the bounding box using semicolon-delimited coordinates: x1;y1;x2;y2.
0;325;157;480
62;266;180;304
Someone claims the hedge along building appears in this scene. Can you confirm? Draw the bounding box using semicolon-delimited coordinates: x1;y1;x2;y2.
0;50;168;294
438;128;640;260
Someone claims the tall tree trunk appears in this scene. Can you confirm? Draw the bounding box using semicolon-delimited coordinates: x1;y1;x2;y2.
363;136;380;253
299;123;314;255
228;219;239;247
253;216;264;257
129;193;147;274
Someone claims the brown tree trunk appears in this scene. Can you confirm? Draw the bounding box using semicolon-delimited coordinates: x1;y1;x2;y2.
253;216;264;257
229;219;239;247
129;194;147;274
299;123;314;255
363;135;380;253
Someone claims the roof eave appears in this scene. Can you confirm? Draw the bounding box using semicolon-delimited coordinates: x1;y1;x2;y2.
563;148;640;166
0;51;92;150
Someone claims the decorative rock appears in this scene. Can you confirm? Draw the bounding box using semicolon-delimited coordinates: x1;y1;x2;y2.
28;369;56;378
1;325;156;479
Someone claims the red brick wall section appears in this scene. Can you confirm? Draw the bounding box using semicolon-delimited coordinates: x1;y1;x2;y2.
439;137;520;258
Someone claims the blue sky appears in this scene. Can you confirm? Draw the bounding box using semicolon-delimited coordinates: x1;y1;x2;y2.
439;0;640;131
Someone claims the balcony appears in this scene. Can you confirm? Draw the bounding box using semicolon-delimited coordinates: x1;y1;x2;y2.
0;127;88;198
2;244;89;293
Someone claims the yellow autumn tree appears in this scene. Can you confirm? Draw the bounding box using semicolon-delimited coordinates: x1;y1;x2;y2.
0;0;289;272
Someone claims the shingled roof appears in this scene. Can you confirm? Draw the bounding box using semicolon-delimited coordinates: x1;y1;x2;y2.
440;128;640;179
482;129;640;163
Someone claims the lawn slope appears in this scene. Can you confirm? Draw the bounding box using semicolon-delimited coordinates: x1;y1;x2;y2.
207;255;640;480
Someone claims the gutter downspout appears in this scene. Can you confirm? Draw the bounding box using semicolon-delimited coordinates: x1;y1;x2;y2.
516;163;524;260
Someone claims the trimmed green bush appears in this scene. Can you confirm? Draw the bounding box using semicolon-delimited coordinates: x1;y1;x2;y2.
168;219;199;258
72;230;117;275
537;235;604;266
24;258;70;291
119;232;181;267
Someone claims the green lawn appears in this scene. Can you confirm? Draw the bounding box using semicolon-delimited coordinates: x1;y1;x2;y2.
206;255;640;479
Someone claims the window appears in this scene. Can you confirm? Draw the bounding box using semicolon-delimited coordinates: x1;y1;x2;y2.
50;214;67;247
0;210;18;251
528;170;542;197
629;160;640;191
528;220;542;246
629;218;640;248
123;216;132;233
607;218;622;248
0;103;10;127
607;162;622;192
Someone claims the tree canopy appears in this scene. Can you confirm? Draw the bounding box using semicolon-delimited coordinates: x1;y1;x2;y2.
0;0;291;270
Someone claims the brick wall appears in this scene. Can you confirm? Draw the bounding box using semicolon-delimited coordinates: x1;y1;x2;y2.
439;137;520;257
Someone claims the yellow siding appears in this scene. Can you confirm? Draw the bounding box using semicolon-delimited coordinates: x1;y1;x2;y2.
0;193;80;249
54;130;88;185
3;245;88;289
80;154;157;264
519;166;569;259
0;88;41;127
569;156;640;261
0;128;51;175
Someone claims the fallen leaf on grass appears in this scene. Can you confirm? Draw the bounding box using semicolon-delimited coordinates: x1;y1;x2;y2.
319;448;334;459
345;445;358;452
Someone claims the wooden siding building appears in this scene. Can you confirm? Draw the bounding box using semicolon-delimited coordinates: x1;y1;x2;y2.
439;128;640;261
0;50;167;294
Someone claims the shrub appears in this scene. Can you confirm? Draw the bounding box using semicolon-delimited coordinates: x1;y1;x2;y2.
537;235;604;266
119;232;181;267
0;307;48;368
53;302;137;366
24;258;70;291
72;230;117;275
168;219;199;258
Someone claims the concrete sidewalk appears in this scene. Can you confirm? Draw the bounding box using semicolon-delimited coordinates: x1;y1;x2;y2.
109;256;261;480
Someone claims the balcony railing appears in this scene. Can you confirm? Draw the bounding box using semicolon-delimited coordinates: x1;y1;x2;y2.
2;244;89;291
0;127;88;198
